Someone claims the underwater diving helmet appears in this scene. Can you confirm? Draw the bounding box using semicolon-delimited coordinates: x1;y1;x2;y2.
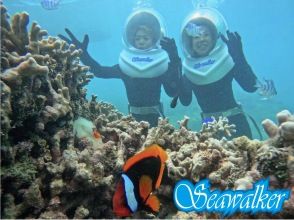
181;7;235;85
119;8;169;78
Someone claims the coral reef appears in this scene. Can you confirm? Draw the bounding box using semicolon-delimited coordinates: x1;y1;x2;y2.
1;4;293;219
0;4;122;219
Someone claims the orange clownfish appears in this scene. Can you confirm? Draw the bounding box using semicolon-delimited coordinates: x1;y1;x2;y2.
112;144;168;217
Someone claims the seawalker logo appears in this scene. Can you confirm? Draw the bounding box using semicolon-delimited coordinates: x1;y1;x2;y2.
173;178;290;216
194;59;215;69
132;56;153;62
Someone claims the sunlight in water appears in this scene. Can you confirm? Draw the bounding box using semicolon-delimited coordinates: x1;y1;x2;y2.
133;0;153;10
192;0;224;8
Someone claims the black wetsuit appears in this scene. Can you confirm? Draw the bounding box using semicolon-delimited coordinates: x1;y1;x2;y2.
180;61;257;138
82;52;181;127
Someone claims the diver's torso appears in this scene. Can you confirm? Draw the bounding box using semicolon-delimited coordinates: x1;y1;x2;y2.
118;48;168;106
191;69;238;113
121;74;163;106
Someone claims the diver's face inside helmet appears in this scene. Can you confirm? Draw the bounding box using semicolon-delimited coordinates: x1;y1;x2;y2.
134;25;153;50
191;25;216;57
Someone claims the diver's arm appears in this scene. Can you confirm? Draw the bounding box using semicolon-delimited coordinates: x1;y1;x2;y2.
221;31;257;92
81;50;121;78
179;75;192;106
234;60;258;92
58;28;121;79
163;58;182;97
161;37;182;97
92;64;122;79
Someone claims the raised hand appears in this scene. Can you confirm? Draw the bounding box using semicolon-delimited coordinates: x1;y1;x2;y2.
58;28;100;68
160;37;180;61
221;31;245;63
58;28;89;51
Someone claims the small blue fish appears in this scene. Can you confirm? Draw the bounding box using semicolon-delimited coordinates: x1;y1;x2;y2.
41;0;60;10
256;78;277;100
202;117;214;124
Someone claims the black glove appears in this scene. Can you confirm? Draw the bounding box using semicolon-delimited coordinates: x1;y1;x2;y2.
160;37;180;62
58;28;99;68
221;31;246;64
58;28;89;51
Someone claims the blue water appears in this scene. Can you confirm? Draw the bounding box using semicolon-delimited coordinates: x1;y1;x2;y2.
4;0;294;139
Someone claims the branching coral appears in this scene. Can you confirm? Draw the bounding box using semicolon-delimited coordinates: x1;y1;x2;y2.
0;4;122;218
165;122;259;188
144;117;198;151
199;116;236;140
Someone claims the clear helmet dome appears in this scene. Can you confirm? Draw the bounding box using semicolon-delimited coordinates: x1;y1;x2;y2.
123;8;167;51
180;7;228;58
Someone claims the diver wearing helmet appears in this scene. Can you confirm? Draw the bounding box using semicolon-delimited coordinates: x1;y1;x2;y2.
59;9;180;127
178;8;258;138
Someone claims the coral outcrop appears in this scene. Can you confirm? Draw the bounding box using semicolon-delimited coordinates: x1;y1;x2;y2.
258;110;294;186
0;4;122;218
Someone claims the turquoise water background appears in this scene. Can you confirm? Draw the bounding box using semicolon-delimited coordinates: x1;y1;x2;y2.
4;0;294;139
